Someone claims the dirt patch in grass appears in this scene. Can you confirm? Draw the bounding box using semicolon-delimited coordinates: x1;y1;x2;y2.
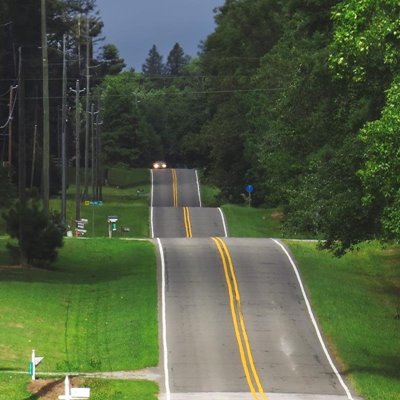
270;210;283;221
28;377;85;400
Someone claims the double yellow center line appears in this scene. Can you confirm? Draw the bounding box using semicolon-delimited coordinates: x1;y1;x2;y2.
183;207;193;238
172;169;178;207
212;237;268;400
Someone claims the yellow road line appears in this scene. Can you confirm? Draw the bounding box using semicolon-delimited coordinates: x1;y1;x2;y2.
212;237;268;400
171;169;178;207
183;207;193;238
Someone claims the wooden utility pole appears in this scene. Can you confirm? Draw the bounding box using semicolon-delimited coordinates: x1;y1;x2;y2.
7;85;14;169
71;80;85;221
18;47;26;203
90;103;95;200
41;0;50;214
30;124;37;189
84;16;90;200
18;47;27;267
61;33;67;226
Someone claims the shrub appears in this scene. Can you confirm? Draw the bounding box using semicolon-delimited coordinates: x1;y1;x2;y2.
3;199;64;267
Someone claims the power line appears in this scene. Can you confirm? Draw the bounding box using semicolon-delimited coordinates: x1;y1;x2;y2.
24;87;283;101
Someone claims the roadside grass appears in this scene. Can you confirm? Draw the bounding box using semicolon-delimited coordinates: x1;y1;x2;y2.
0;374;33;399
0;238;158;373
222;204;286;238
0;374;159;400
200;183;221;207
287;240;400;400
50;167;150;238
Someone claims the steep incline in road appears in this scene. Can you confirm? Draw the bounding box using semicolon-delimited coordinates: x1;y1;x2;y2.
151;168;227;238
152;167;361;400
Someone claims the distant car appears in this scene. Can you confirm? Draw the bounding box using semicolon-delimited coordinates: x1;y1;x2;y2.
153;161;167;169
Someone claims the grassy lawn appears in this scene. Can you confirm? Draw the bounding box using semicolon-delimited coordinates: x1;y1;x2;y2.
222;204;286;238
50;167;150;238
0;374;159;400
287;241;400;400
0;238;158;373
200;183;221;207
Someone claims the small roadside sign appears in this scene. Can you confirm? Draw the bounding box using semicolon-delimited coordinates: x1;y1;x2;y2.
245;184;254;193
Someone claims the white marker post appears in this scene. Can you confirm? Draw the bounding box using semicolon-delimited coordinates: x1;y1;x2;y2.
30;349;44;381
64;375;71;400
58;375;91;400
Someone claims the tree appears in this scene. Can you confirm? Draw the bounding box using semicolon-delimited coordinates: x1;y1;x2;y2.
330;0;400;240
98;43;126;76
3;199;64;267
0;167;16;208
142;45;164;76
166;43;189;76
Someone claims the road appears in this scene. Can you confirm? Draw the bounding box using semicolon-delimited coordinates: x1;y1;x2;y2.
151;168;361;400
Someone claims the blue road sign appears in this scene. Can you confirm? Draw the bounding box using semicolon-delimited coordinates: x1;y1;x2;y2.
245;184;254;193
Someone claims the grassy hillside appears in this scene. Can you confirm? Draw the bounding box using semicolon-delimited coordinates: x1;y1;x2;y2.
0;238;158;372
288;241;400;400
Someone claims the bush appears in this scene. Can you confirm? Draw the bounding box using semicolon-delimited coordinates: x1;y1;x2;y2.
3;199;64;267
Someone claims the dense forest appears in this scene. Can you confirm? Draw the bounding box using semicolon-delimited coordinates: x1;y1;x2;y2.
1;0;400;254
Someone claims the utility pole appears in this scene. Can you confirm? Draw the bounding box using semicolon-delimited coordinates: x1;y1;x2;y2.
70;80;85;221
61;33;67;226
7;85;14;169
18;47;27;267
94;114;103;202
89;104;99;200
30;124;37;189
41;0;50;214
83;16;90;200
30;85;39;189
18;47;26;203
90;103;95;200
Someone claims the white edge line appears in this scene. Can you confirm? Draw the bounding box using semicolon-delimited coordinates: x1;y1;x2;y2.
150;169;154;239
218;207;228;238
272;239;354;400
157;238;171;400
195;169;202;207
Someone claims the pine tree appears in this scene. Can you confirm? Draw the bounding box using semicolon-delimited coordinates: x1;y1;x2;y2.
166;42;188;76
142;45;164;76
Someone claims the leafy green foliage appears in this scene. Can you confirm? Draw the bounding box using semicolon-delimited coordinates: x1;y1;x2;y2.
3;199;64;266
329;0;400;81
0;167;16;208
358;76;400;238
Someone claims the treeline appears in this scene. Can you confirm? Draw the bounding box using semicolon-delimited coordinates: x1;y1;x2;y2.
1;0;400;254
99;0;400;254
0;0;124;204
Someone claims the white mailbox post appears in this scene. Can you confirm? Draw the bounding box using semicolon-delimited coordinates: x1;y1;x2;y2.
107;216;118;238
29;349;44;381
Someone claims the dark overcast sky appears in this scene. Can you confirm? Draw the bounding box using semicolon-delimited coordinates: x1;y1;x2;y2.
95;0;225;71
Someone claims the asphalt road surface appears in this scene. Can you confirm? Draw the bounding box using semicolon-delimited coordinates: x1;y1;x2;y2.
151;169;226;238
152;168;361;400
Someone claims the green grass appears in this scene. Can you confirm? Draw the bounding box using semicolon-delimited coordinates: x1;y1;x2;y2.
0;374;33;399
107;167;150;188
287;241;400;400
222;204;285;238
200;183;221;207
0;238;158;373
49;168;151;238
0;374;159;400
82;378;158;400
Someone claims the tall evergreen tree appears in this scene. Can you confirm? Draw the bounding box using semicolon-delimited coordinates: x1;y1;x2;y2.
142;45;164;76
166;42;188;76
98;43;126;76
